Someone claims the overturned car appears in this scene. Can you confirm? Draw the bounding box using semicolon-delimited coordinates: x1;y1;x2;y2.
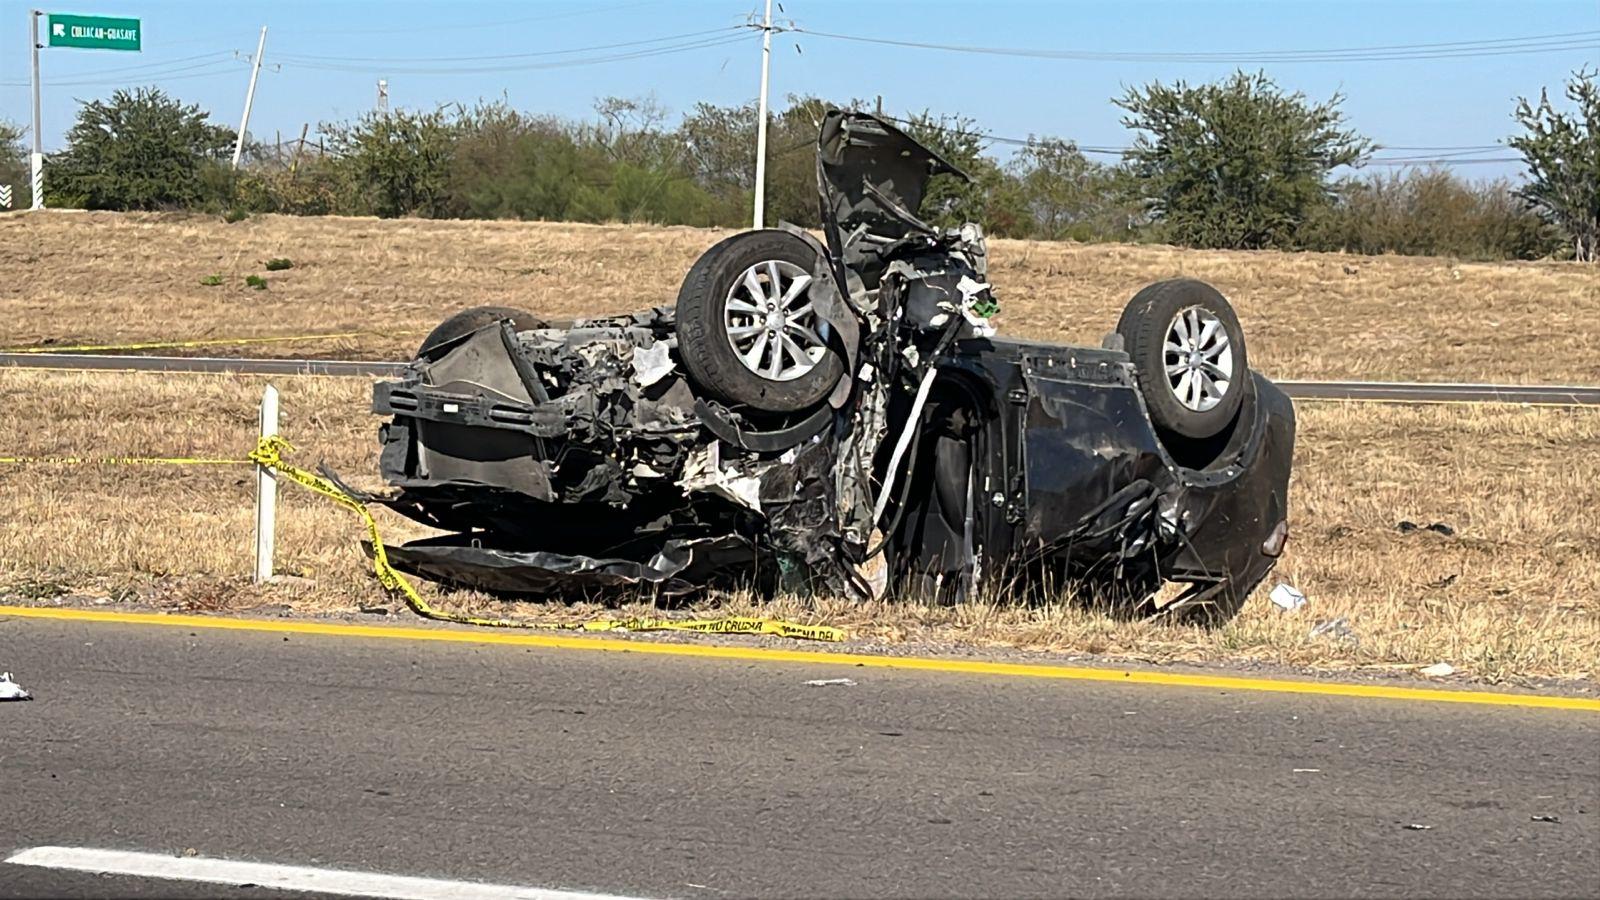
369;111;1294;623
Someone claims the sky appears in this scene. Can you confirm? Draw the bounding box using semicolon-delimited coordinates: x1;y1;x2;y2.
2;0;1597;179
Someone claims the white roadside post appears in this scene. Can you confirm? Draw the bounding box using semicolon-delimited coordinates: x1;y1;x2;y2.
751;0;774;229
253;384;278;583
29;9;44;210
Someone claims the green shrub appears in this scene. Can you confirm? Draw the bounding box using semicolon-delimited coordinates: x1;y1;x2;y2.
1301;168;1560;260
50;87;235;211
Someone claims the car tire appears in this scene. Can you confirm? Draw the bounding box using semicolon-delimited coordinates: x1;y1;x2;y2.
1117;279;1248;439
418;305;544;357
675;230;844;414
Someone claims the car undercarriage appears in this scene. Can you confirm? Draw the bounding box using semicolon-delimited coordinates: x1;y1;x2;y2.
367;110;1295;623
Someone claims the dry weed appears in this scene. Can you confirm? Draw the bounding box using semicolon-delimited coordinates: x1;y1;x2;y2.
0;369;1594;683
4;212;1597;383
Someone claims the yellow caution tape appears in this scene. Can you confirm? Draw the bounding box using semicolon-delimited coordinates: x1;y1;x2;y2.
248;435;844;641
0;436;844;641
2;330;419;355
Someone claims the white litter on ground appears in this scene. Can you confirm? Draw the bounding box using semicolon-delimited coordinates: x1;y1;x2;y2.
1269;583;1307;611
804;678;857;687
1419;662;1456;677
0;672;32;701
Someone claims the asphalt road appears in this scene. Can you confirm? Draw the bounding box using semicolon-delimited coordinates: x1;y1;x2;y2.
5;352;1600;406
1;616;1596;899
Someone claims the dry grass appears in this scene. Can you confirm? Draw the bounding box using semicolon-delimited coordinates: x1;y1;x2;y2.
3;211;1598;383
1;368;1595;684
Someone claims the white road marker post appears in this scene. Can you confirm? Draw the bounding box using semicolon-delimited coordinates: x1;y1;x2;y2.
253;384;278;583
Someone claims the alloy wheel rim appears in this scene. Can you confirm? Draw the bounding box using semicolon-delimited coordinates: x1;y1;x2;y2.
1163;305;1233;412
723;259;826;382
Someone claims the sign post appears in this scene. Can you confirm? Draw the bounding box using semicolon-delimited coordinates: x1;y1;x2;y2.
28;11;143;210
29;10;42;210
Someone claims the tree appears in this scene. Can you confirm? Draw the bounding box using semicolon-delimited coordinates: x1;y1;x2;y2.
0;119;27;208
1509;68;1600;262
323;107;459;218
50;88;234;210
1010;137;1134;241
675;95;838;228
1115;71;1373;250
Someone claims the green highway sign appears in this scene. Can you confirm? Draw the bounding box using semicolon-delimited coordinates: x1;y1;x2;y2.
47;13;141;51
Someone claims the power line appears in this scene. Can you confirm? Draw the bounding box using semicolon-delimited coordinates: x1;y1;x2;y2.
274;33;751;76
0;57;248;88
268;0;654;38
274;26;742;65
878;115;1522;167
791;26;1600;64
22;50;236;78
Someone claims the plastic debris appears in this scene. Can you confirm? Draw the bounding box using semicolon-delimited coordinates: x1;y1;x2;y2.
804;678;857;687
1530;815;1560;823
1403;823;1433;831
1419;662;1456;677
630;340;675;388
1269;583;1307;611
1310;616;1358;646
0;672;32;701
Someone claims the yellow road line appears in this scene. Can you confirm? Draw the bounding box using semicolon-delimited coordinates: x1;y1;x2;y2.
3;605;1596;712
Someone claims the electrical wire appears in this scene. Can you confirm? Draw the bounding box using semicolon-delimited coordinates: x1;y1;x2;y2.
46;65;249;88
274;26;743;64
0;52;244;87
27;50;235;77
273;33;752;75
876;115;1521;168
1;58;248;88
790;26;1600;64
269;0;654;38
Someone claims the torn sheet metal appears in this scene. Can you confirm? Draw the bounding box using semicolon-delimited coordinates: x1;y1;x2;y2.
381;533;760;599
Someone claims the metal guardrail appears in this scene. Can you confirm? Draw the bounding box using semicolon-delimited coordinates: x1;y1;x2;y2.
4;353;1600;406
1275;380;1600;406
0;353;407;377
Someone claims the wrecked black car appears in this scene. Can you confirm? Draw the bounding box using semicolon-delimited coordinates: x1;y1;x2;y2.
369;111;1294;623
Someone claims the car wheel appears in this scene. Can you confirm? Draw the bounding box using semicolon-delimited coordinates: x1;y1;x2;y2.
418;305;544;358
675;230;844;413
1117;279;1247;439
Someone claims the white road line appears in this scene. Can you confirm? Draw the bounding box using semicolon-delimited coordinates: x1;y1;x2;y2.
5;846;648;900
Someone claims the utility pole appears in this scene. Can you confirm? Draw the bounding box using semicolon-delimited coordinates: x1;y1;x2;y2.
751;0;774;229
376;79;388;114
232;26;267;170
29;9;43;210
